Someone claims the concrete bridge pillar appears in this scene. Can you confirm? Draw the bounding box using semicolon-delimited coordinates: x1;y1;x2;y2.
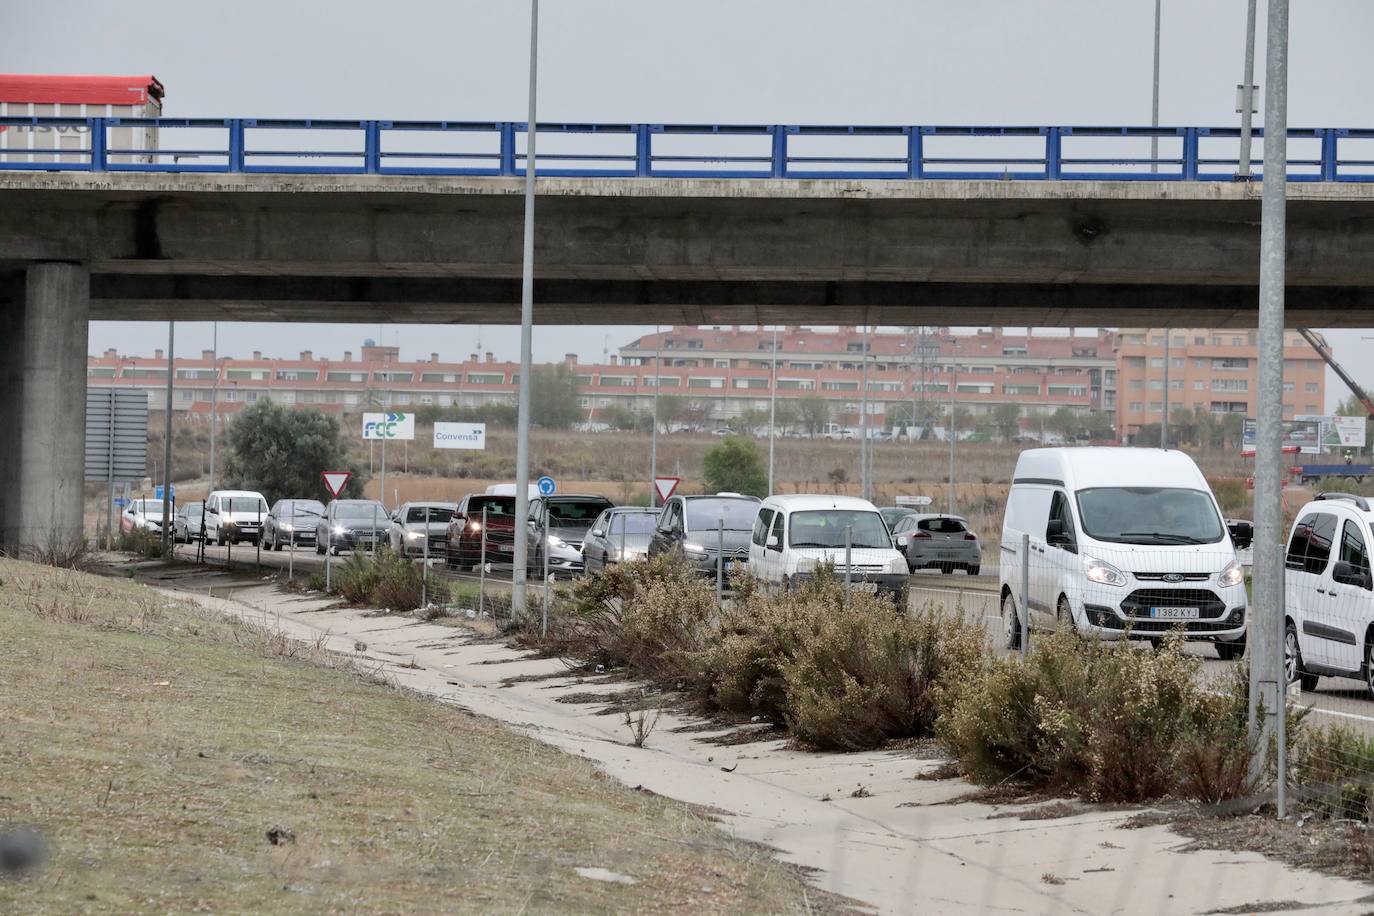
7;263;89;551
0;277;23;547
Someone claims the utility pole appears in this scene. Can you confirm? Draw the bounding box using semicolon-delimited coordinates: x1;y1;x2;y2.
1238;0;1259;177
160;322;175;557
767;326;778;495
1162;330;1170;447
948;362;957;514
1249;0;1290;794
859;325;870;501
208;321;218;488
1151;0;1162;173
511;0;540;618
649;325;662;504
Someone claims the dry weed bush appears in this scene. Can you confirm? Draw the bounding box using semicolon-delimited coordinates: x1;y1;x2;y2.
1295;724;1374;821
331;547;444;612
939;631;1280;803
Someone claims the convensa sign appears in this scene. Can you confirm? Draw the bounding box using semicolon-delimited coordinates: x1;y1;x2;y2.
433;422;486;450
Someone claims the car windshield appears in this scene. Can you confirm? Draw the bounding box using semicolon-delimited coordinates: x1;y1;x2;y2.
1075;487;1224;545
185;503;203;518
880;507;916;527
225;497;267;514
685;498;758;532
285;500;324;518
406;506;455;524
136;500;165;516
335;502;385;519
608;513;658;536
547;500;612;526
789;510;893;549
468;496;515;518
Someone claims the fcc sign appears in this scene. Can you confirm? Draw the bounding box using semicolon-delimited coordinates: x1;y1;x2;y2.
362;412;415;441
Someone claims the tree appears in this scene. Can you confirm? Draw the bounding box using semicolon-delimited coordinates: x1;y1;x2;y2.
702;436;768;497
991;403;1022;441
221;400;366;503
531;364;584;428
600;404;640;431
772;399;800;435
652;393;685;432
1083;410;1117;443
796;395;831;434
1045;407;1079;442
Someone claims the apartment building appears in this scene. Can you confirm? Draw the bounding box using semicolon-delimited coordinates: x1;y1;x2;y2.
86;328;1118;435
1114;328;1327;441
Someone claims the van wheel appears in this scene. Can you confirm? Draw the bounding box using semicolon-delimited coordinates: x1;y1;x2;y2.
1286;621;1320;692
1365;639;1374;701
1002;590;1022;650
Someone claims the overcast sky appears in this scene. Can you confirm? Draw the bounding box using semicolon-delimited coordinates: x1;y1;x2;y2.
7;0;1374;409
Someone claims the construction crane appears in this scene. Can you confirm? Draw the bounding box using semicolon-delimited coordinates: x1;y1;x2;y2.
1297;327;1374;418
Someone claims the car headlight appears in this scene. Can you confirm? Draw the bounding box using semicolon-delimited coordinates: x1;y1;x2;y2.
546;535;566;549
332;525;347;535
280;523;294;532
467;521;482;532
223;519;237;528
1218;559;1245;588
1084;555;1127;587
682;542;706;554
406;530;424;541
887;557;909;575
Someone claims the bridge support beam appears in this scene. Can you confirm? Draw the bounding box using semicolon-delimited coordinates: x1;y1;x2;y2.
7;263;89;552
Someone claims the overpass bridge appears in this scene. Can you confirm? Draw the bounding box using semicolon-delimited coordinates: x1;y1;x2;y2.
4;118;1374;546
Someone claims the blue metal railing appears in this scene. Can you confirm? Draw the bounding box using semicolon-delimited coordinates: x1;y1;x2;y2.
0;118;1371;181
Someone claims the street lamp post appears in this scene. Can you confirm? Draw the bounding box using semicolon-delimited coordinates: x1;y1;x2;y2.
859;325;870;501
649;325;662;504
767;326;778;496
511;0;540;619
1151;0;1162;173
1238;0;1259;177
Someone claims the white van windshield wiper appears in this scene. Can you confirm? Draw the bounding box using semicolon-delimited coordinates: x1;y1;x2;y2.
1119;531;1206;544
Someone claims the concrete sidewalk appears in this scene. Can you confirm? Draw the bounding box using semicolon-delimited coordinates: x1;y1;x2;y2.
157;574;1371;915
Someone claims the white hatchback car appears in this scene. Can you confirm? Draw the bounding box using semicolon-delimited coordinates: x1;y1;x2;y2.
1283;492;1374;697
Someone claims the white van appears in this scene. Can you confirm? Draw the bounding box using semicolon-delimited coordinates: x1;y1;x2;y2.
749;495;909;605
204;489;270;546
484;483;542;500
998;448;1247;658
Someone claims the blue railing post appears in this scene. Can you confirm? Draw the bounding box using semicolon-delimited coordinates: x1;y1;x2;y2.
1045;127;1062;180
1321;128;1338;182
1181;128;1200;181
906;128;924;179
499;122;516;176
227;119;244;173
635;124;652;177
89;117;106;172
771;126;787;178
363;121;381;174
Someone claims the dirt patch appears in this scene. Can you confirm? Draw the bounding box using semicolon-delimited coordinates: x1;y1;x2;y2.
914;760;963;781
705;724;786;747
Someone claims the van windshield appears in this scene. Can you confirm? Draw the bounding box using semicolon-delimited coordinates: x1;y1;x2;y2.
788;510;893;549
1075;487;1224;545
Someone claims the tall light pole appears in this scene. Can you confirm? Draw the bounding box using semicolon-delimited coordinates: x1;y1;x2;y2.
947;362;957;514
649;325;662;503
1162;330;1170;447
1150;0;1162;173
160;321;175;557
1249;0;1290;796
208;321;218;487
859;325;870;501
767;326;778;495
1237;0;1259;177
511;0;539;618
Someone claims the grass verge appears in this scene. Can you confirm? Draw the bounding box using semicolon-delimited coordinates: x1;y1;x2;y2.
0;556;839;914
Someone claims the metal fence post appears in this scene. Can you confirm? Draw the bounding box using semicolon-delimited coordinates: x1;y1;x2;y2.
256;502;262;571
634;124;652;177
770;126;788;178
1044;127;1062;180
1020;532;1031;655
619;512;627;566
1320;128;1338;182
90;117;107;172
288;512;295;582
479;506;487;618
363;120;381;174
541;520;550;637
422;505;430;608
906;128;924;179
844;524;853;602
716;518;725;607
227;119;244;173
325;526;332;592
499;122;517;176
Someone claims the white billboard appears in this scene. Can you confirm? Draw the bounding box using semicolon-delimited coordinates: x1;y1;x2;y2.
1332;415;1368;449
433;422;486;450
362;412;415;441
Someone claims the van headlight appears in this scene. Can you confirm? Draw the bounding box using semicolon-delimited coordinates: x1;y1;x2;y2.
682;542;706;554
796;557;818;573
1084;555;1127;587
1218;559;1245;588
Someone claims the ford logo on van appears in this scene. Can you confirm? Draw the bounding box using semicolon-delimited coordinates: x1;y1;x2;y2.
1162;573;1184;583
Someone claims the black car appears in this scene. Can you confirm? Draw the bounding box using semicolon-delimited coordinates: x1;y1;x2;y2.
264;498;326;551
647;492;762;576
315;499;388;555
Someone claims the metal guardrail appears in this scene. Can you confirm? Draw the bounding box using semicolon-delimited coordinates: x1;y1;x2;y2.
1;118;1373;181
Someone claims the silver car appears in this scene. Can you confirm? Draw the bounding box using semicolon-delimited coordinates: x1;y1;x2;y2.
891;513;982;575
581;507;660;574
388;501;458;558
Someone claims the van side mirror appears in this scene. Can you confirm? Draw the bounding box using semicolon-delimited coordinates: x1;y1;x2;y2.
1333;560;1373;590
592;528;604;538
1046;518;1076;552
766;534;782;551
1227;519;1254;550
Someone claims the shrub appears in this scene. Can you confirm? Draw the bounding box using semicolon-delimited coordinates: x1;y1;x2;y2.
939;631;1229;802
330;547;442;612
702;436;768;498
1295;725;1374;820
116;528;165;560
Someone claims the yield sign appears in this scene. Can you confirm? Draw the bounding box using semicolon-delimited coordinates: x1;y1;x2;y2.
321;470;352;499
653;476;681;504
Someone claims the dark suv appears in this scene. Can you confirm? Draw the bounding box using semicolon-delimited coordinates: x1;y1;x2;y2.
445;493;519;570
647;493;762;577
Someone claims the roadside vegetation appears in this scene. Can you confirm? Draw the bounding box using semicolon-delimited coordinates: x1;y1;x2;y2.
324;546;447;612
0;556;840;913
